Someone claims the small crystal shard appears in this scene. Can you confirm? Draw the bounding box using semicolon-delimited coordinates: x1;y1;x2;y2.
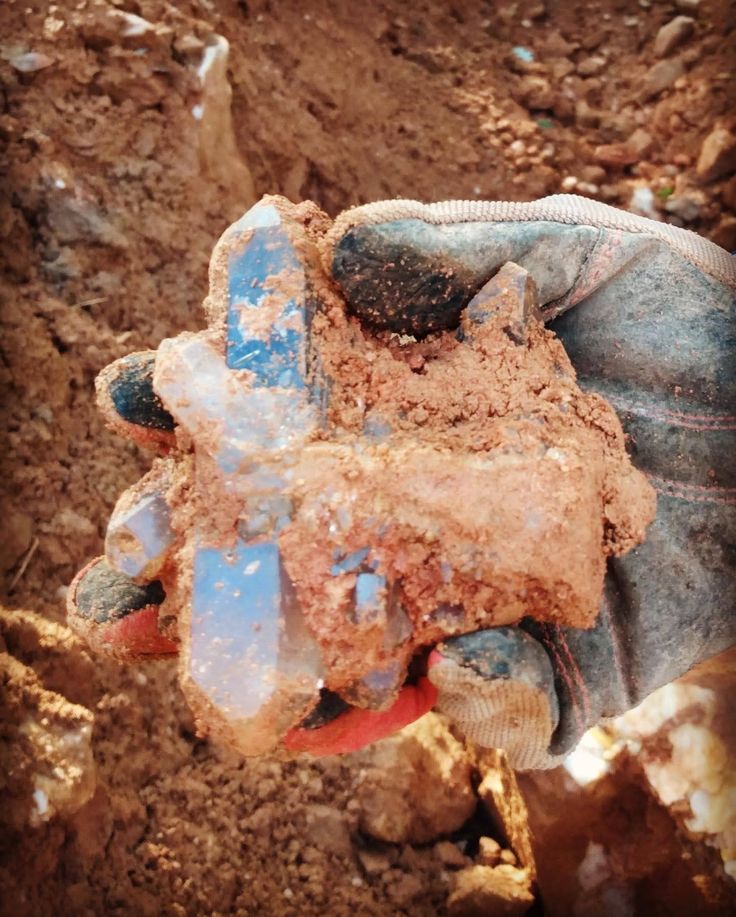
187;538;323;753
106;490;173;580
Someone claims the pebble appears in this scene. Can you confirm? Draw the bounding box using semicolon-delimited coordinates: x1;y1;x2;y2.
654;16;695;58
664;194;702;222
575;99;600;129
447;865;534;917
357;849;392;876
695;127;736;183
710;217;736;251
476;837;502;866
434;841;469;869
628;128;655;159
576;56;606;77
629;186;658;219
639;58;686;100
9;52;55;72
675;0;700;11
593;143;638;167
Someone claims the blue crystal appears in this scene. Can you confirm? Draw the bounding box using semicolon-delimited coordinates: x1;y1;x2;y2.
189;538;323;731
331;547;370;576
226;201;310;389
354;572;387;621
106;489;173;580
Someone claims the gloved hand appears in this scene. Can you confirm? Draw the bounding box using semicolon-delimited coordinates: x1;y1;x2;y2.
68;195;736;768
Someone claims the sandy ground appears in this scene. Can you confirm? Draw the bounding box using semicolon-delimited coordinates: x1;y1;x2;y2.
1;1;735;914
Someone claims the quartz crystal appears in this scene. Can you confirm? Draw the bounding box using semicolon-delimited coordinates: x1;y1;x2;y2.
106;489;173;580
188;538;324;751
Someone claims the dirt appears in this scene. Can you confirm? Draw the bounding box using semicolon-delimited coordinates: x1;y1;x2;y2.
1;0;734;914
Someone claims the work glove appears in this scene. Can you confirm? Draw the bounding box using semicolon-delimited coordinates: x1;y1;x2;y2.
68;195;736;768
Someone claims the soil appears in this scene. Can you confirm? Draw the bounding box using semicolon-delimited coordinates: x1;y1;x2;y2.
1;0;734;914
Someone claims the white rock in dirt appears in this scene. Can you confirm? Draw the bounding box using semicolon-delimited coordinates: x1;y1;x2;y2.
9;51;55;72
193;34;255;206
353;713;475;844
674;0;700;12
654;16;695;58
615;669;736;877
696;127;736;182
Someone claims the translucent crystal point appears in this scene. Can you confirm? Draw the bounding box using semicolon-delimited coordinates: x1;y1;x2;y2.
226;200;314;389
105;489;173;580
155;335;318;474
188;538;323;752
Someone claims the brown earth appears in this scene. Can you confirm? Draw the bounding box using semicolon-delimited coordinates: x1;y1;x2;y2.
1;0;734;914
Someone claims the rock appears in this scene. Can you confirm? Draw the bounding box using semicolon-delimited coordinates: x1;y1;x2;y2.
580;164;607;185
710;217;736;251
696;127;736;182
303;805;353;858
591;130;653;172
674;0;700;10
447;864;535;917
654;16;695;58
387;872;423;906
357;848;392;876
639;58;686;100
664;192;703;222
629;186;658;219
576;56;606;77
574;99;600;129
0;609;96;832
476;749;537;875
354;713;476;843
627;128;655;159
516;75;555;110
9;52;55;72
435;840;470;868
477;836;503;866
46;194;129;249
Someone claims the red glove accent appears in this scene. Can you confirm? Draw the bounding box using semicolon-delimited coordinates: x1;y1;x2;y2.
283;676;438;756
99;605;178;655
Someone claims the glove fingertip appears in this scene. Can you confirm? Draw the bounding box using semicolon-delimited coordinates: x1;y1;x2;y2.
96;351;175;449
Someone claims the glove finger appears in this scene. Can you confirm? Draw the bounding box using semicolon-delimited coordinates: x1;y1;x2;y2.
67;556;177;659
428;628;560;771
283;677;437;756
96;351;176;449
326;196;734;338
